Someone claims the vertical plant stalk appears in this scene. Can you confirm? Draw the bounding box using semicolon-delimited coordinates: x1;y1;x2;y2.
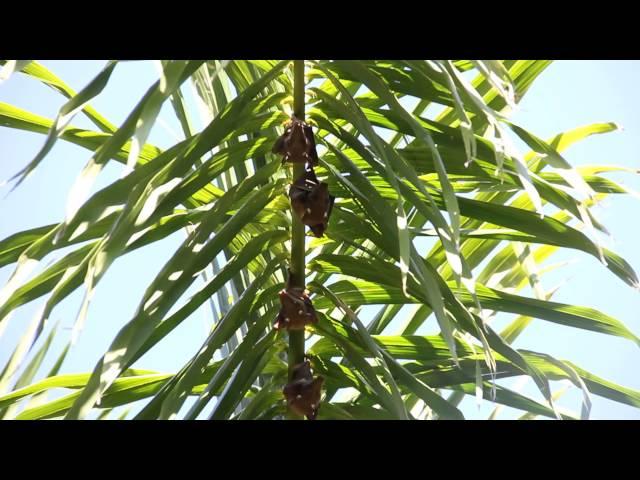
288;60;306;381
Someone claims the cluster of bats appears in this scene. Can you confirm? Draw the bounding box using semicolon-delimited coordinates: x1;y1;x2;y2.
272;115;335;237
271;115;334;420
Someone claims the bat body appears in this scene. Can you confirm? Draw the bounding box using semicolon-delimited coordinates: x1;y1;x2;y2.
272;115;319;167
289;168;335;237
274;287;318;331
283;359;324;420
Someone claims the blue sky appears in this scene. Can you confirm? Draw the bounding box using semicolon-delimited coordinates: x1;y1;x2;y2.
0;60;639;419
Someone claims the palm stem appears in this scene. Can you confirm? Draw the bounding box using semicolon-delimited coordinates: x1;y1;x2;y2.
288;60;306;381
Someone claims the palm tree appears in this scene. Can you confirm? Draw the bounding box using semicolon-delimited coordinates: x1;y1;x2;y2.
0;59;638;420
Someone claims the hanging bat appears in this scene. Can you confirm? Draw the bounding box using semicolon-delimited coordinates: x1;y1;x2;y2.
272;115;319;167
289;167;335;237
274;286;318;331
283;359;324;420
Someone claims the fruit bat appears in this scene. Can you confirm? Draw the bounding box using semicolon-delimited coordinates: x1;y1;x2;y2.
282;359;324;420
272;115;319;167
289;168;335;237
274;286;318;331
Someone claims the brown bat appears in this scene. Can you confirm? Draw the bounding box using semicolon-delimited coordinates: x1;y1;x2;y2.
272;115;319;167
283;359;324;420
289;168;335;237
274;286;318;331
